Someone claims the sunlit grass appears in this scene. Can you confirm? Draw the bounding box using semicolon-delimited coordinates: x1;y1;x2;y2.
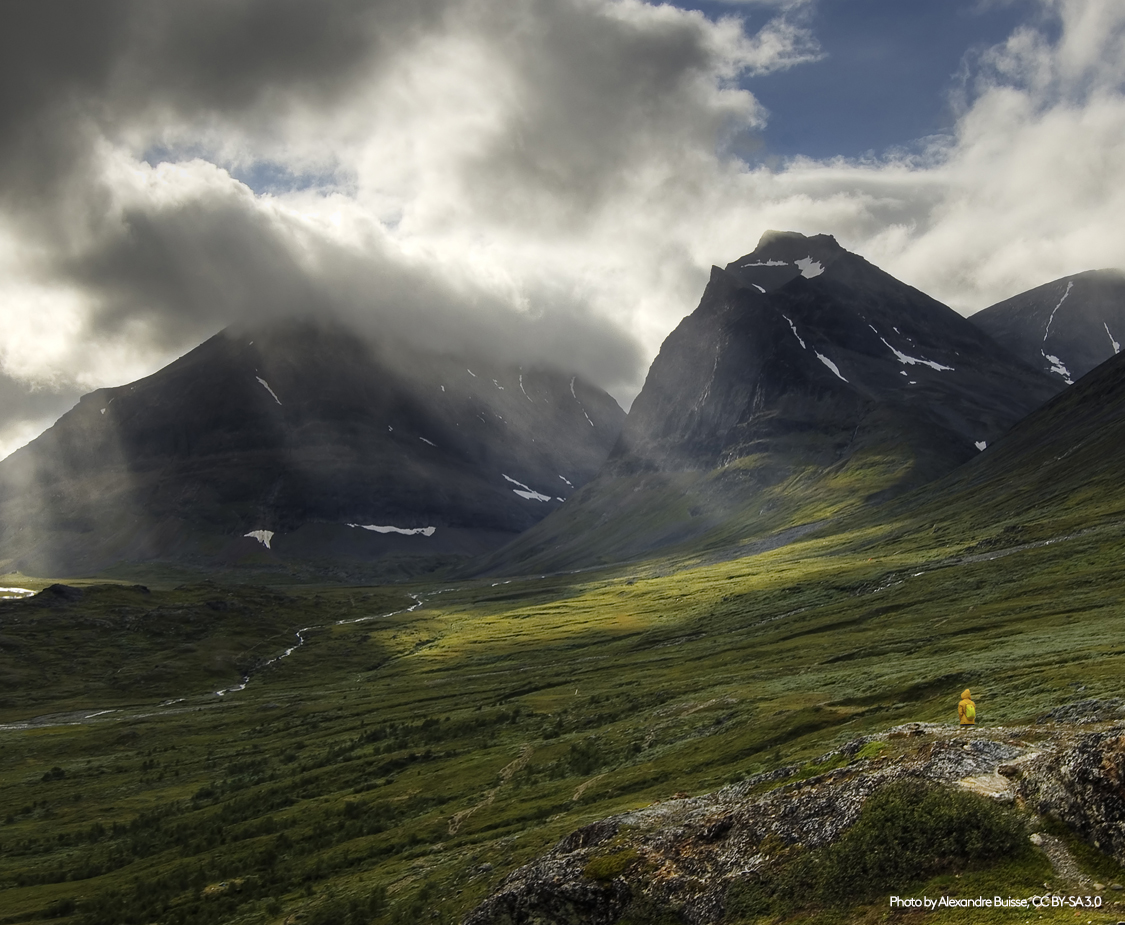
1;477;1124;923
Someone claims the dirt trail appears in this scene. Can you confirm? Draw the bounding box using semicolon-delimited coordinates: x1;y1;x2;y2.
1035;833;1090;887
572;773;606;802
449;745;533;835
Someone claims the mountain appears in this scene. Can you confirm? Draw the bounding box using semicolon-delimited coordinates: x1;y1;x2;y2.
481;231;1061;572
465;722;1122;925
0;319;625;577
969;268;1125;386
871;345;1125;545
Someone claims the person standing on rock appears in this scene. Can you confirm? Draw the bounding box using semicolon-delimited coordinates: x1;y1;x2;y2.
958;689;976;726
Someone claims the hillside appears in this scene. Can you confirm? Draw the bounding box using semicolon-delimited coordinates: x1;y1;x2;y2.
0;319;624;578
849;346;1125;553
3;272;1125;925
463;347;1125;922
481;231;1060;574
970;268;1125;386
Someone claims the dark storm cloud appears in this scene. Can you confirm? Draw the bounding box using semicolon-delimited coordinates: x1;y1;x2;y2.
60;168;643;382
6;0;1117;462
0;0;428;208
458;3;753;221
0;0;799;427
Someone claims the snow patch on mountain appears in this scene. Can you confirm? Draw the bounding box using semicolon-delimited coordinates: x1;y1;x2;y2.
878;336;953;372
347;524;436;536
568;376;595;425
519;373;532;401
419;437;436;446
1105;322;1121;355
782;315;806;349
815;352;847;382
1042;350;1074;384
975;441;987;451
255;377;282;405
741;259;787;267
1043;281;1073;341
503;473;552;502
0;587;35;598
795;257;824;279
245;530;274;549
752;284;765;293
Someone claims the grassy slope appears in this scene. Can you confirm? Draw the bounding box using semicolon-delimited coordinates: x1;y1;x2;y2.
473;435;928;576
2;503;1124;923
3;360;1125;924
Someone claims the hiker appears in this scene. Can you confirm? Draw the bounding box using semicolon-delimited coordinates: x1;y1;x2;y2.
958;688;976;726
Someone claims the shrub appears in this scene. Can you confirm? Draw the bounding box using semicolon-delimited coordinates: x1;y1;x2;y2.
302;886;386;925
726;779;1029;916
583;848;640;883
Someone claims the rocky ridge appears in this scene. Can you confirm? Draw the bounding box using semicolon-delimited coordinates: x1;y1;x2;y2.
465;712;1125;924
970;268;1125;386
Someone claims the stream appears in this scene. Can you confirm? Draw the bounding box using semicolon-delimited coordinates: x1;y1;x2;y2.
0;593;428;732
213;593;424;696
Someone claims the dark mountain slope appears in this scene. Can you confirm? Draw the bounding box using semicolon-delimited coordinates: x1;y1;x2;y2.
616;231;1058;474
0;319;624;576
482;232;1060;573
868;346;1125;546
970;268;1125;386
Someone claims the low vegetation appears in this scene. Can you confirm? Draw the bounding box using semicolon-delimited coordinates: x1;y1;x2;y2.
727;781;1033;917
1;472;1124;924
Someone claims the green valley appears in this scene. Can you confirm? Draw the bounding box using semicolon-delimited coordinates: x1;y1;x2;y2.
2;456;1124;923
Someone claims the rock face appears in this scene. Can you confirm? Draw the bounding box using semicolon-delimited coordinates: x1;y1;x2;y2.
614;231;1059;476
970;269;1125;387
464;719;1125;925
0;319;624;575
484;231;1061;573
1019;725;1125;865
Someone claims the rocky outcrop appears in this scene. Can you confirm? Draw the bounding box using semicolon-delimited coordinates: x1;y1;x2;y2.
465;719;1125;925
1018;726;1125;865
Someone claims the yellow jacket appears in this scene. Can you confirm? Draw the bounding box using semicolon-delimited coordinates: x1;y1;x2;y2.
958;689;976;725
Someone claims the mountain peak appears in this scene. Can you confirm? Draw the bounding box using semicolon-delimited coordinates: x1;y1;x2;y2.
754;229;844;259
722;231;848;293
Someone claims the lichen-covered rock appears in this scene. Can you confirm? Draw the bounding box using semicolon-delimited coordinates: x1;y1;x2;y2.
1018;726;1125;863
1038;699;1125;725
465;719;1125;925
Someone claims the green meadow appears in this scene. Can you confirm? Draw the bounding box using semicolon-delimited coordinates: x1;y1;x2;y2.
2;479;1125;924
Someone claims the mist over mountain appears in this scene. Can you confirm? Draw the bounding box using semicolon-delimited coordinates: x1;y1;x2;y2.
483;232;1062;572
0;319;624;577
969;269;1125;386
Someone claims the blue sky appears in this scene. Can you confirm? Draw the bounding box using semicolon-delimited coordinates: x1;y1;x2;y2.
666;0;1049;162
730;1;1041;159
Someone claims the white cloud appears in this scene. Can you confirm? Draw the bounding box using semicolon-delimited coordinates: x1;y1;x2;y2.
0;0;1123;460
